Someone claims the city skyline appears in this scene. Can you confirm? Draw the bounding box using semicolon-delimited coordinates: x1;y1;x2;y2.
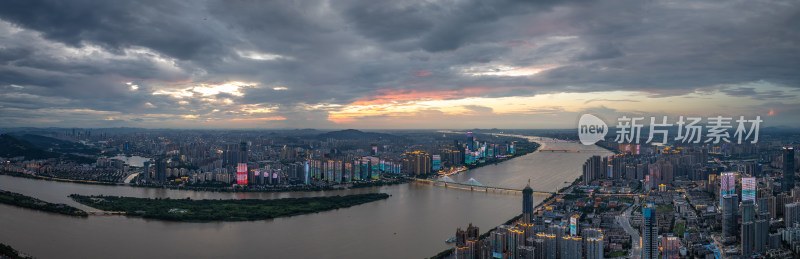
0;0;799;129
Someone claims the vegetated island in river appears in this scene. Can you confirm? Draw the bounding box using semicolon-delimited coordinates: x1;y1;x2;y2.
69;193;390;222
0;189;87;217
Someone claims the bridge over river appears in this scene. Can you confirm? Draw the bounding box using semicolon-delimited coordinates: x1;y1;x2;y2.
412;177;555;195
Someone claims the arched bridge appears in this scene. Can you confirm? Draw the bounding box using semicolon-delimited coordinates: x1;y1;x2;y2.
412;177;554;195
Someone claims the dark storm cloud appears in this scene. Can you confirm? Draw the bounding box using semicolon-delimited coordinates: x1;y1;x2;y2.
341;0;590;52
0;0;228;60
0;0;798;128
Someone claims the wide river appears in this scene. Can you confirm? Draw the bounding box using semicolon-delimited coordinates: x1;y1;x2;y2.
0;138;611;259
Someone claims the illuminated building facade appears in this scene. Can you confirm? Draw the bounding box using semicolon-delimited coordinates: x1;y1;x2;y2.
720;172;736;209
569;214;579;236
742;177;756;202
236;163;247;185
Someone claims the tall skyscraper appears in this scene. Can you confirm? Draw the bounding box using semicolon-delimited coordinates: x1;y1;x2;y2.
741;200;755;256
522;181;534;225
742;177;756;201
239;141;248;164
741;221;754;256
722;194;739;238
466;132;475;151
642;203;658;259
155;158;167;183
742;199;755;223
142;161;151;183
784;147;796;192
754;217;769;254
720;172;736;209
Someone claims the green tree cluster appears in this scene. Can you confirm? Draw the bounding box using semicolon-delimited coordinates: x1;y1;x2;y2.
70;193;389;222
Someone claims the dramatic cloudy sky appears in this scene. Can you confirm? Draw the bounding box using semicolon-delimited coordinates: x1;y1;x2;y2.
0;0;798;129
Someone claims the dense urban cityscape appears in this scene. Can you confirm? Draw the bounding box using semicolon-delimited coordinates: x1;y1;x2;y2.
1;0;799;258
1;127;799;258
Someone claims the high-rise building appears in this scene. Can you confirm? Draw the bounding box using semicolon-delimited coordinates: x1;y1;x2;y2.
769;232;782;250
584;228;604;259
535;232;558;259
720;172;736;209
490;225;525;258
754;217;769;254
239;142;248;163
741;200;756;256
455;223;480;259
522;181;534;226
403;151;432;176
742;177;756;202
768;196;778;219
547;224;567;258
785;202;800;227
517;245;535;259
531;237;547;259
155;158;167;183
236;163;247;185
560;236;582;259
757;196;771;218
431;155;441;171
466;132;475;151
569;214;579;236
722;194;739;238
742;199;756;223
784;147;796;192
142;161;151;183
642;203;658;259
582;155;603;184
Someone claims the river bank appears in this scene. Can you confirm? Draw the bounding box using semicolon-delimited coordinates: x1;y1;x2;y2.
0;189;87;217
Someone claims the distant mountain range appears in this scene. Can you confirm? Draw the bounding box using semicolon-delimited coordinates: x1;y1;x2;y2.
11;134;100;155
315;129;405;141
0;134;60;160
0;134;96;163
